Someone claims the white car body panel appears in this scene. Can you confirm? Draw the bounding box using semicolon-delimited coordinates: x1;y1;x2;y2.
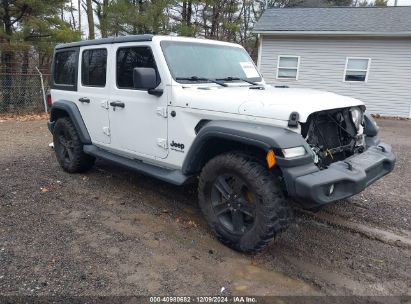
51;35;366;170
171;85;364;123
107;42;169;159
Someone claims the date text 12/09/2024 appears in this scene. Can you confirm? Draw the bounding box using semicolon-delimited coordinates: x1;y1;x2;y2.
149;296;257;303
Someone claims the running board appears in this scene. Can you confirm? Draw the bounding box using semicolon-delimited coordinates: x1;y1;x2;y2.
83;145;188;185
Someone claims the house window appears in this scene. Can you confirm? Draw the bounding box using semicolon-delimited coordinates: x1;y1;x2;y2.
344;58;370;82
277;56;300;80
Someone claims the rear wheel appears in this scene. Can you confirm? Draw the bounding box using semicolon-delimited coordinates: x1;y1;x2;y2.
198;152;291;254
53;117;95;173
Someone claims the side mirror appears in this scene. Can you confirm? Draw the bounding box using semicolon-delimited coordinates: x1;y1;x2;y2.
133;67;163;96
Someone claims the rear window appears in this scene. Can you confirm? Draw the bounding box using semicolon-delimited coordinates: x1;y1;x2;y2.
81;48;107;87
54;51;77;86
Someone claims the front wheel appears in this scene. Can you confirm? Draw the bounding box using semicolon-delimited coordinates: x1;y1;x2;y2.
198;152;291;254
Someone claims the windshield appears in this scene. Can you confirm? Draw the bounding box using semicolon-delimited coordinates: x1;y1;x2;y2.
161;41;262;84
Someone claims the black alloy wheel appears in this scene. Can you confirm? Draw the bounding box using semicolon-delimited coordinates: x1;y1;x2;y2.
56;127;75;166
211;174;257;235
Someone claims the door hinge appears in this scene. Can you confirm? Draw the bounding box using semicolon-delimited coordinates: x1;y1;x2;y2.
101;100;109;110
157;138;168;149
156;107;168;118
103;126;110;136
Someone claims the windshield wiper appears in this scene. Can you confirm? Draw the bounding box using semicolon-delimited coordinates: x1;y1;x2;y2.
216;76;258;86
176;76;227;87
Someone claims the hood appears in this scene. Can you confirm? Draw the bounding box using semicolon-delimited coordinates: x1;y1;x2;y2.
178;85;364;122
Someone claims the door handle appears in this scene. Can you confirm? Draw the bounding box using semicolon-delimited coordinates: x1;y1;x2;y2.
110;101;125;108
79;97;90;103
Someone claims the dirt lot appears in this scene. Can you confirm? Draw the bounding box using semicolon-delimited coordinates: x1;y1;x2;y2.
0;118;410;297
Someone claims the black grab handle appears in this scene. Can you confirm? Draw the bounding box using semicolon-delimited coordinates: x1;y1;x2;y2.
110;101;125;108
78;97;90;103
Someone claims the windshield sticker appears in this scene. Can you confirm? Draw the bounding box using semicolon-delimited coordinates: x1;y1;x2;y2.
240;62;259;78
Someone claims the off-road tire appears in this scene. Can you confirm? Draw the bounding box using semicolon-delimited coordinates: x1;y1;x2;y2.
53;117;95;173
198;152;291;254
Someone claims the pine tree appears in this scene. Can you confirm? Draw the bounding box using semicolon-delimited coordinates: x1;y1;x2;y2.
85;0;95;38
0;0;80;111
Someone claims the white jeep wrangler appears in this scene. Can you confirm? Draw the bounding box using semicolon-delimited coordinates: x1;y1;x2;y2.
48;35;395;253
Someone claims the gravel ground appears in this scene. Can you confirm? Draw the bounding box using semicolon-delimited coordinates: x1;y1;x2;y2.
0;118;410;297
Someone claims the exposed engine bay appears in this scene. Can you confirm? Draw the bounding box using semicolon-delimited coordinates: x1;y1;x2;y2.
301;107;366;169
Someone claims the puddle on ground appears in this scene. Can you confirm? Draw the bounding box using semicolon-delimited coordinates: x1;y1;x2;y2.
219;258;320;296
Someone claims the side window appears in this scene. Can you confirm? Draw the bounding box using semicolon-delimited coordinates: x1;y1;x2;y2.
116;46;160;89
54;51;77;85
344;58;370;82
277;56;300;80
81;48;107;87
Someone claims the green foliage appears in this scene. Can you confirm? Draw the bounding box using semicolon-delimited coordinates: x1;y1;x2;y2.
355;0;388;6
175;23;199;37
266;0;304;7
374;0;388;6
101;0;173;36
0;0;80;54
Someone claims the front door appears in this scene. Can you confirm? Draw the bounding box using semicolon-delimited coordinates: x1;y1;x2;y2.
77;46;111;145
108;44;168;159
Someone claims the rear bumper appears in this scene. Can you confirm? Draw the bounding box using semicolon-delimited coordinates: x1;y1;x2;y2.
283;142;395;209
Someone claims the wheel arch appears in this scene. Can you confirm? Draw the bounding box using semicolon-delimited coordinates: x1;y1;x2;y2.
49;100;91;144
182;120;308;175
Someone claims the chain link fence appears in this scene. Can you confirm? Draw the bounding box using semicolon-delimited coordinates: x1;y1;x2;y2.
0;72;50;114
1;46;52;114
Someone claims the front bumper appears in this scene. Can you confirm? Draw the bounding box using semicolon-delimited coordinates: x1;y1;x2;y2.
283;142;395;209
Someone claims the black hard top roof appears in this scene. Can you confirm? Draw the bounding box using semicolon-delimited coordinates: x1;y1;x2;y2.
55;34;154;50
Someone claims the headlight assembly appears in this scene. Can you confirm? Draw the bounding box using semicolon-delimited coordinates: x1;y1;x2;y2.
350;107;363;130
282;146;306;158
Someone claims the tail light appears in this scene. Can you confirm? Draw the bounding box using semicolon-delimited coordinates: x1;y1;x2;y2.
47;94;53;108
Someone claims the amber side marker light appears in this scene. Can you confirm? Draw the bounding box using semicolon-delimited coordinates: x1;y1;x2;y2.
266;150;277;169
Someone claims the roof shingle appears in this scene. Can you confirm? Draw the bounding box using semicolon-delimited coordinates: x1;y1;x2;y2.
254;7;411;34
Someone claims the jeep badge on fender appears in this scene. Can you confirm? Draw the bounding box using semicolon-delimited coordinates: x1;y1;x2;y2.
48;35;395;253
170;141;185;151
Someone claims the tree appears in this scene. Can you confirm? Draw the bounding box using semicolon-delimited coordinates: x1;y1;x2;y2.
93;0;109;38
85;0;95;39
100;0;172;36
353;0;388;6
0;0;80;111
374;0;388;6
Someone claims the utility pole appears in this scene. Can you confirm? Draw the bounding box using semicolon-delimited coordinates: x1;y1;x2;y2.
394;0;398;6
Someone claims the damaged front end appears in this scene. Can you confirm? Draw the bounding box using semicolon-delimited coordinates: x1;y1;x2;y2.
280;106;395;209
301;106;366;169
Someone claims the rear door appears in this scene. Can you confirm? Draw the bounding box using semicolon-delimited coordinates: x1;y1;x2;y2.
76;46;111;145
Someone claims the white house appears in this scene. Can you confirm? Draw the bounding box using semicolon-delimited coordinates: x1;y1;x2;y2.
254;7;411;118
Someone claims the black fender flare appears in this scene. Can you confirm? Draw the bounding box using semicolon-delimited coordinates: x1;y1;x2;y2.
364;113;379;137
49;100;92;144
182;120;312;175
